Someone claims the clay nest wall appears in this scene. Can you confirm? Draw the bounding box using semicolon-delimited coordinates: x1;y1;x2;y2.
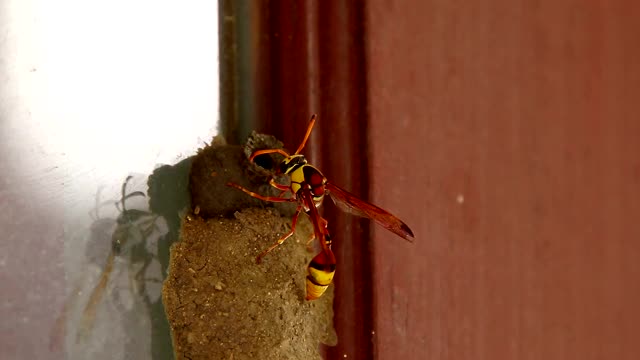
162;135;337;360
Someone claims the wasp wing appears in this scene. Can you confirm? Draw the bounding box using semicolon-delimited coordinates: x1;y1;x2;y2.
326;182;414;241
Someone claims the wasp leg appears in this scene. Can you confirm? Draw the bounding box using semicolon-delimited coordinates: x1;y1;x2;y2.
256;204;303;264
305;232;316;251
227;182;294;203
305;215;328;248
268;178;291;198
269;178;290;191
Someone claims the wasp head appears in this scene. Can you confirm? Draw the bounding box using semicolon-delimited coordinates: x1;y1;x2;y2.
280;155;307;175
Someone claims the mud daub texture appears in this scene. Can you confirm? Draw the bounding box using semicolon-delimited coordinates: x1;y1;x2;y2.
163;208;337;360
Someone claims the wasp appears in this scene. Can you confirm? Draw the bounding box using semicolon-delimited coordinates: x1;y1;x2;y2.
228;114;414;300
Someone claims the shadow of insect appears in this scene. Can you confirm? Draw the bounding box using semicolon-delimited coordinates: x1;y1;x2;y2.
76;176;161;344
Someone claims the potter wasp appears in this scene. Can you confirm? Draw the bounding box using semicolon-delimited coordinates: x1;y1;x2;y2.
228;114;414;300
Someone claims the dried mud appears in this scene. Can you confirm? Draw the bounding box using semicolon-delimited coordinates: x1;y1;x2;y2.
162;137;336;360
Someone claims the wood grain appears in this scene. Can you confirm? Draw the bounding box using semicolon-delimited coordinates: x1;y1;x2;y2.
366;1;640;359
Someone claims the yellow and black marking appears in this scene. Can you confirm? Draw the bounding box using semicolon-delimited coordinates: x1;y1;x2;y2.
305;247;336;301
283;156;327;207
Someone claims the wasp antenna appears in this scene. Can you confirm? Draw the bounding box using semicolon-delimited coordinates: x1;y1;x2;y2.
120;176;134;213
294;114;317;155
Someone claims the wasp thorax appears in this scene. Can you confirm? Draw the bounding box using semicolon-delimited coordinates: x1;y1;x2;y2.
280;155;307;175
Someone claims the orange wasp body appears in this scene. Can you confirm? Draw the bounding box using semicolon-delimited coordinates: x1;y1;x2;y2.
228;114;414;300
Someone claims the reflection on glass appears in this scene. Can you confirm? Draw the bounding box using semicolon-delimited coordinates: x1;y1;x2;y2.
59;175;168;357
1;1;219;359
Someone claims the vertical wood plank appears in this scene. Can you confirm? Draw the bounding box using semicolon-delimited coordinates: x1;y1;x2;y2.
366;1;640;359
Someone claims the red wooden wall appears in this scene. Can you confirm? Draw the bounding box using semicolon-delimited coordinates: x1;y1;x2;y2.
238;1;640;359
367;1;640;359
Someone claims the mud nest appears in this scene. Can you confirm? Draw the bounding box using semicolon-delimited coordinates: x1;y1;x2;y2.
162;135;336;360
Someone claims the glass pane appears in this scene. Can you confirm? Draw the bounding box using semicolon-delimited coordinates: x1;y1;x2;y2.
0;2;219;359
